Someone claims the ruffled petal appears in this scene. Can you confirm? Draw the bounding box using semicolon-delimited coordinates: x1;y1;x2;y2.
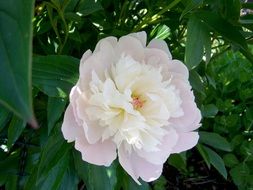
79;40;115;91
129;31;147;47
137;127;178;164
170;99;201;132
75;137;117;166
116;35;145;62
171;132;199;153
148;38;172;59
118;146;163;183
75;93;105;144
61;104;84;142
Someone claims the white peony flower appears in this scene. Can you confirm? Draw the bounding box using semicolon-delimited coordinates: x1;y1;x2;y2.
61;31;201;184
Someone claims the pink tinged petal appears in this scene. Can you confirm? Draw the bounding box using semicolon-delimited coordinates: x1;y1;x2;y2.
118;147;140;184
170;99;201;132
79;40;115;91
116;35;145;62
69;85;83;125
118;146;164;183
75;95;105;144
148;38;172;59
167;60;189;79
61;104;84;142
137;127;178;164
129;31;147;47
171;79;194;101
171;132;199;153
75;137;117;166
132;153;163;182
94;36;118;52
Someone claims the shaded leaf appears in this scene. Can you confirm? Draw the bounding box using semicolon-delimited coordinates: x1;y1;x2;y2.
7;116;26;149
0;0;35;123
73;151;116;190
37;131;71;185
77;0;103;16
195;11;247;50
47;97;67;135
185;15;210;69
201;104;219;118
199;131;232;152
203;146;227;179
32;55;79;97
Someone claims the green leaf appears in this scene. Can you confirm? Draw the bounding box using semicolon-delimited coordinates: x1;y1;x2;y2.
37;131;71;185
185;15;210;69
0;106;11;132
201;104;219;118
73;151;116;190
77;0;103;16
7;116;26;149
197;144;211;168
223;153;239;168
180;0;203;19
0;0;35;123
195;11;248;50
32;55;79;97
47;97;67;135
203;146;227;179
199;131;232;152
230;163;250;189
189;70;205;94
38;153;70;190
168;154;187;172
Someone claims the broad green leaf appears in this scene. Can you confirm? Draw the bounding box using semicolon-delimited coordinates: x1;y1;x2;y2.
58;166;79;190
168;154;187;172
77;0;103;16
7;116;26;149
47;97;67;135
223;153;239;168
37;131;71;185
230;163;250;189
201;104;219;118
195;11;248;50
203;146;227;179
219;0;241;23
0;0;35;123
197;144;210;168
0;106;11;132
73;151;116;190
180;0;203;19
32;55;79;97
39;154;70;190
185;15;210;69
189;70;205;94
199;131;232;152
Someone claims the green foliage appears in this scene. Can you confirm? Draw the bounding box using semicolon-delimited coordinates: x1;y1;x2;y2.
0;0;253;189
0;0;35;124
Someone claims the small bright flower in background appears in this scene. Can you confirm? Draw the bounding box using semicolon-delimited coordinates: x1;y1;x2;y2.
61;31;201;184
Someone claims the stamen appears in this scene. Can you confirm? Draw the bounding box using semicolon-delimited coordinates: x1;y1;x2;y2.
131;96;145;109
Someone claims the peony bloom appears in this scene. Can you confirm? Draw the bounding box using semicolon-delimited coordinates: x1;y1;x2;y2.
62;32;201;184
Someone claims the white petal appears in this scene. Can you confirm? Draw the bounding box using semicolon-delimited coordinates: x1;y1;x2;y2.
75;138;117;166
148;38;172;59
171;132;199;153
129;31;147;47
61;104;83;142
